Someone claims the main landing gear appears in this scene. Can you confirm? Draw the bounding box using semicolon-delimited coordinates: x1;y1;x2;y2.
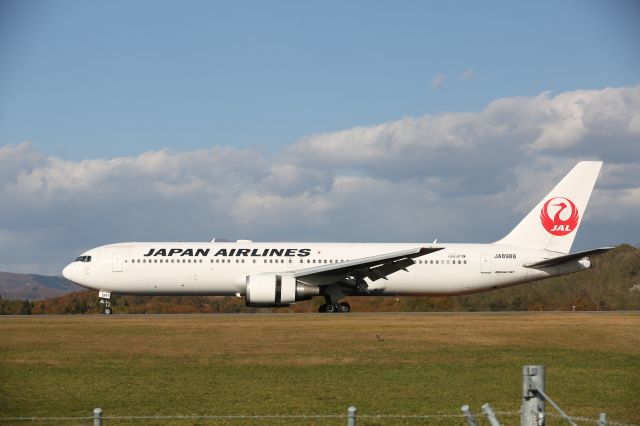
318;286;350;313
318;302;350;313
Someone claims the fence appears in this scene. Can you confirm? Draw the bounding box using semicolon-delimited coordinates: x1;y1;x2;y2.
1;366;635;425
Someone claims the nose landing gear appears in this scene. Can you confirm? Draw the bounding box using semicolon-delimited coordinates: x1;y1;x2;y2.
98;290;112;315
101;302;112;315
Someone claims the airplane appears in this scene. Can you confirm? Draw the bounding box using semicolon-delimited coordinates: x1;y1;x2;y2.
63;161;612;314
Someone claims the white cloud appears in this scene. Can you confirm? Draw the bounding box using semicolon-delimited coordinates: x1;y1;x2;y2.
230;192;332;227
628;114;640;136
431;74;445;88
1;85;640;273
462;69;474;80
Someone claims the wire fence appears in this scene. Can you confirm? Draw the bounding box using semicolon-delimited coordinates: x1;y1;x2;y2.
2;366;637;426
0;411;636;425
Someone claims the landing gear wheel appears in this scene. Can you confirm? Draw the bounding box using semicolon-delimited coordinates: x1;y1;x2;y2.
101;299;112;315
318;304;327;313
339;302;351;313
325;304;336;313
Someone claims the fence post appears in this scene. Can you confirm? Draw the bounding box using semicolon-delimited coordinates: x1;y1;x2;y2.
522;365;545;426
461;404;477;426
482;403;501;426
347;406;357;426
93;407;102;426
599;413;608;425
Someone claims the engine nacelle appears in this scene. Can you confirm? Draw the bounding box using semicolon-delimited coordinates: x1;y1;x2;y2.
245;274;320;307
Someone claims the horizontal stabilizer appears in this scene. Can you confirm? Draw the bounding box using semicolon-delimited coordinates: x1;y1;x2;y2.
523;247;614;268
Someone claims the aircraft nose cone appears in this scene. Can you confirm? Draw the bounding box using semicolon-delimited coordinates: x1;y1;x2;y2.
62;264;76;282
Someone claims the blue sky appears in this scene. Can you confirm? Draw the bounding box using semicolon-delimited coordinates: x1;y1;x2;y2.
1;1;638;160
0;1;639;274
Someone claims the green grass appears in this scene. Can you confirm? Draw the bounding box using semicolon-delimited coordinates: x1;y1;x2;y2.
1;313;639;425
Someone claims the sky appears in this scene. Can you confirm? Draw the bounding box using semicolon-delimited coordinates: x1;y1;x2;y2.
0;0;639;274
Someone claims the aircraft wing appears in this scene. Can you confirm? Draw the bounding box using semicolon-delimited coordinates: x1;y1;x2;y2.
523;247;614;268
291;246;443;287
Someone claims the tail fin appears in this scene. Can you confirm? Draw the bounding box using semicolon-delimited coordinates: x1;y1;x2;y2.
496;161;602;253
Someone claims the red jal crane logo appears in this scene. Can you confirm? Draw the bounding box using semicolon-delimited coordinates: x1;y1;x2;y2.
540;197;580;236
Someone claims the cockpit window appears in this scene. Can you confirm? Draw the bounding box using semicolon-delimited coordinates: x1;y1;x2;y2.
74;256;92;263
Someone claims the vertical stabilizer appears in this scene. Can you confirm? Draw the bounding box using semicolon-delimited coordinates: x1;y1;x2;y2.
496;161;602;253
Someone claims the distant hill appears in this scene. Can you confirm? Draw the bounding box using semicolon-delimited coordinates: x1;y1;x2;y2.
0;271;83;301
1;244;639;314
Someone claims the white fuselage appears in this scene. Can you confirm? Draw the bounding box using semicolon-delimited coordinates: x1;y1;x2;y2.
62;242;587;297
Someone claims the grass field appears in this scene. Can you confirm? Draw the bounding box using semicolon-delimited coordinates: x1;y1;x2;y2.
1;313;639;425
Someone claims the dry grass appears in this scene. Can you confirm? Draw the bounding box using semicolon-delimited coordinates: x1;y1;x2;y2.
1;312;639;425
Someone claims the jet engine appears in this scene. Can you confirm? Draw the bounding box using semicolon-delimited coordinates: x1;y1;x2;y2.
245;274;320;307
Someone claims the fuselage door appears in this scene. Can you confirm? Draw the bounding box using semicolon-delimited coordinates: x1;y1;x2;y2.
480;254;492;274
112;253;123;272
